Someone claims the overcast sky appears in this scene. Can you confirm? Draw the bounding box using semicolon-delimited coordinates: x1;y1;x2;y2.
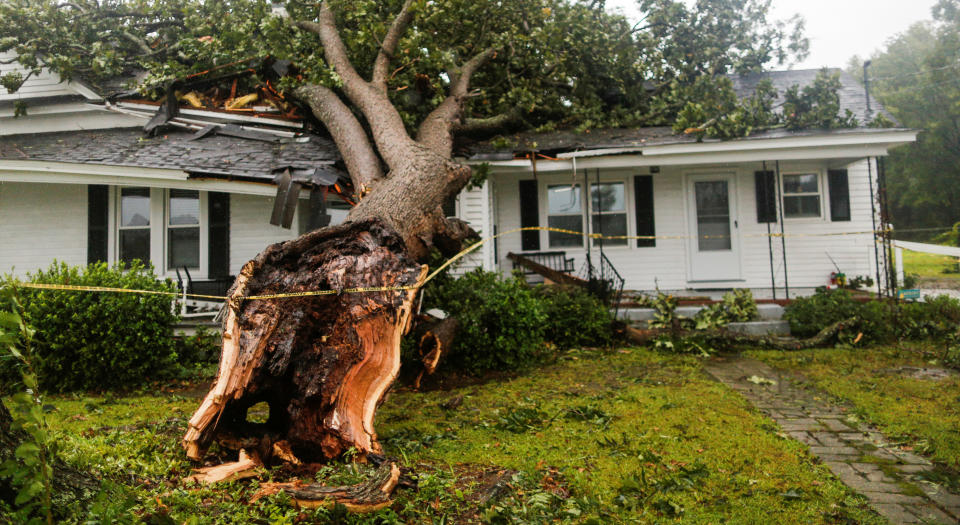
605;0;940;70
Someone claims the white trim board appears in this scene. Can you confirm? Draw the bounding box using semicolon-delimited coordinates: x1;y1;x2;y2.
892;240;960;258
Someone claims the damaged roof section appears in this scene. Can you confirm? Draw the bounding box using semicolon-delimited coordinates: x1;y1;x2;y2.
0;128;343;183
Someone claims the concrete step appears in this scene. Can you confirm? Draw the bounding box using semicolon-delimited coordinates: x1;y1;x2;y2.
618;303;784;322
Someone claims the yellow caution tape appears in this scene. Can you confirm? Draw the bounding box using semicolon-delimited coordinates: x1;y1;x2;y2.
6;225;902;302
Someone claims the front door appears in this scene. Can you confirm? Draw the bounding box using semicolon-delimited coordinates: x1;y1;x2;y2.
687;174;741;282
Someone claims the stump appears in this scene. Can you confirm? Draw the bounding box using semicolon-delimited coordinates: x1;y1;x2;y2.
183;218;426;462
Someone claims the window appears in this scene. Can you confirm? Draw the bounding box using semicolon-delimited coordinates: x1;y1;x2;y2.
547;184;583;247
118;187;151;264
167;189;200;268
114;188;209;276
782;173;821;218
590;182;627;246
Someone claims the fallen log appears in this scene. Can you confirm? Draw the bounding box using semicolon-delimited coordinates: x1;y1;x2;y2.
413;316;459;390
623;318;857;351
252;461;401;512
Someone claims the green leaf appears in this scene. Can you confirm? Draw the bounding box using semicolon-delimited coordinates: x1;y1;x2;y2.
14;442;40;460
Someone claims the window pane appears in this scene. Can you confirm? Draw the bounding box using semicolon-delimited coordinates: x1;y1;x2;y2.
783;174;818;194
548;185;581;214
169;189;200;226
784;195;820;218
591;213;627;246
119;229;150;264
547;215;583;247
121;188;150;227
695;181;731;251
168;227;200;268
591;183;625;212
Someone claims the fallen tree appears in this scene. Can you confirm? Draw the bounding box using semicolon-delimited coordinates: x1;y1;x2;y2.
622;318;858;351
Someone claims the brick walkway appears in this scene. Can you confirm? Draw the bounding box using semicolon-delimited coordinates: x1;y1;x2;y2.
704;355;960;524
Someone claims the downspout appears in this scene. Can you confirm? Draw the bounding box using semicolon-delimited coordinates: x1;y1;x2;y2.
764;161;777;300
867;156;883;296
775;161;790;298
878;156;895;296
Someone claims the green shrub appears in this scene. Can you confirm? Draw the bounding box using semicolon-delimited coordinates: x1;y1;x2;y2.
425;270;547;372
784;288;960;344
783;288;861;338
4;261;181;392
535;285;613;349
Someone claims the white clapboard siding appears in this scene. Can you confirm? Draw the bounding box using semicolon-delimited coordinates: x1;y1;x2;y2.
0;181;87;277
489;157;881;291
450;180;491;275
229;194;300;275
0;52;78;101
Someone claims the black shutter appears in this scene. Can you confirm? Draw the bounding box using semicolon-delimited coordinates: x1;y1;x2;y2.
755;171;777;223
633;175;655;247
519;179;540;251
87;185;109;264
828;169;851;222
208;192;230;278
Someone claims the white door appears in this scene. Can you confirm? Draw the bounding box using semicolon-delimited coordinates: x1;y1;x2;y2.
687;173;741;282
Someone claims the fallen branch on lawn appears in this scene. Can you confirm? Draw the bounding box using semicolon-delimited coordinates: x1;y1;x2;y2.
623;318;857;350
251;461;401;512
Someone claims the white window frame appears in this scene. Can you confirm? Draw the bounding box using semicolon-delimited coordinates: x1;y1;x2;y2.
113;187;209;279
537;175;635;250
780;170;825;221
588;179;629;248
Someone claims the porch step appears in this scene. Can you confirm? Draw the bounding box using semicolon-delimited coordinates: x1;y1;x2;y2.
618;303;785;322
725;320;790;336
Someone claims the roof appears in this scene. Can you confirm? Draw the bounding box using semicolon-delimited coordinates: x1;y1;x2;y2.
463;68;899;158
0;128;341;182
728;68;891;124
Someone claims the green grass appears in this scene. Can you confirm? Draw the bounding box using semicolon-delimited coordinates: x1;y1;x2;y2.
41;348;884;524
902;249;960;281
750;344;960;471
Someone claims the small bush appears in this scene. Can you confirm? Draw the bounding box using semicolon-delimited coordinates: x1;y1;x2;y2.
535;285;613;349
4;261;181;392
426;270;547;372
784;288;960;344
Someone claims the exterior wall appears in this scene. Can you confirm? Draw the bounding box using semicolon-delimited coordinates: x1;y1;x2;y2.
229;193;301;275
489;157;880;294
0;52;77;102
0;181;87;277
451;180;494;275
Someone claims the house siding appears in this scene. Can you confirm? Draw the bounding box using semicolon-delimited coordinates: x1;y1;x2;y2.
0;181;87;277
228;193;300;275
489;158;880;293
0;52;77;102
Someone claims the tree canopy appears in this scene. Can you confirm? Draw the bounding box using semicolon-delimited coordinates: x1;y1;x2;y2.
2;0;812;136
849;0;960;236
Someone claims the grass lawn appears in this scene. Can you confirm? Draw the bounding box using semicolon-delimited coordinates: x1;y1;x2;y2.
750;344;960;473
41;347;885;524
902;249;960;284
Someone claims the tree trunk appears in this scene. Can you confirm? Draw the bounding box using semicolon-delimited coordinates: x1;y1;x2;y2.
184;218;428;462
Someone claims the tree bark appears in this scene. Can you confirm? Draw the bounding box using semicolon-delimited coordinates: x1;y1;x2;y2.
183;219;427;462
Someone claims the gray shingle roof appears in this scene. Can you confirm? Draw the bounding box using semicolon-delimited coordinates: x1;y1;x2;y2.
463;68;900;157
728;68;892;125
0;127;341;181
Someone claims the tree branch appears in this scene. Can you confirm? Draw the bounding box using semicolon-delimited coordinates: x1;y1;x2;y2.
417;47;499;156
296;2;420;172
294;84;384;196
453;107;524;134
371;0;415;91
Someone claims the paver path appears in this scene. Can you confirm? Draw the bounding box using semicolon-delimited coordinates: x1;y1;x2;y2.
704;355;960;524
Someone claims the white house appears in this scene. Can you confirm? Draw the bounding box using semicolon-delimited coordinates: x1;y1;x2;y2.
0;62;917;297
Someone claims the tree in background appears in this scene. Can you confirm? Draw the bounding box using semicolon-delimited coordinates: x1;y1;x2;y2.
850;0;960;237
